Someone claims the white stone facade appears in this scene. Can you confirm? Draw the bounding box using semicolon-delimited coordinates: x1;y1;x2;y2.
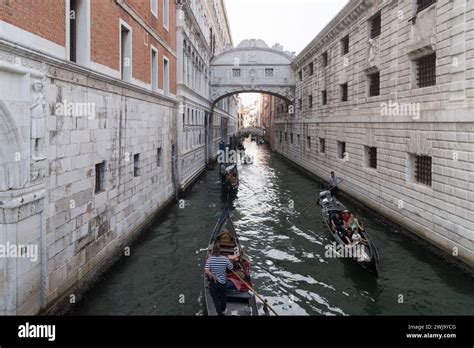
0;42;177;314
270;0;474;267
176;0;238;190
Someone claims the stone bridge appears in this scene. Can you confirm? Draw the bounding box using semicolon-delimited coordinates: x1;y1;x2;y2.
238;127;265;137
210;39;296;107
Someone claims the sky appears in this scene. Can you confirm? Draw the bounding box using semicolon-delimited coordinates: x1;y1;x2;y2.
224;0;348;105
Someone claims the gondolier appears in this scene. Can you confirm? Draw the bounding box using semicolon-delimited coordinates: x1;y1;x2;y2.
204;244;238;316
329;171;343;198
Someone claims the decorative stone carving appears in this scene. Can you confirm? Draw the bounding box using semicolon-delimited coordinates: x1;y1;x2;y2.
30;79;47;162
407;131;433;156
368;38;378;64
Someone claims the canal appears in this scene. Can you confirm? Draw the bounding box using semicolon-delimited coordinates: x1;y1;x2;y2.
74;140;474;316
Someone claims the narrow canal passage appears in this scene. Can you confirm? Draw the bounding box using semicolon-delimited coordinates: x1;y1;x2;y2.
74;141;474;316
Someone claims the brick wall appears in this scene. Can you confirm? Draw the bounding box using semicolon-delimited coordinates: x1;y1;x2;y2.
0;0;65;46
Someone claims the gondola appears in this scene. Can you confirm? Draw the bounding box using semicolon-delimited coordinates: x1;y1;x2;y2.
203;208;268;316
319;190;380;277
221;164;239;192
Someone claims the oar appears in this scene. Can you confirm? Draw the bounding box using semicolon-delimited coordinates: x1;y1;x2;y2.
230;270;279;316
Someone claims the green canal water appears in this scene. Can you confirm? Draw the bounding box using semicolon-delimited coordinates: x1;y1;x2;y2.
74;141;474;315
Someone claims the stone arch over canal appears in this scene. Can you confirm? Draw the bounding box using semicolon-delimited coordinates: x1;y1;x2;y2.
210;39;296;107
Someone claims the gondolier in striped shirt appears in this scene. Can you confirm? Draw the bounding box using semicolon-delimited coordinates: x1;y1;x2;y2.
205;244;238;316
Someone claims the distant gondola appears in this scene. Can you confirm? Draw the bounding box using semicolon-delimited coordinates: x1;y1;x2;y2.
221;164;239;193
203;208;268;316
319;190;380;277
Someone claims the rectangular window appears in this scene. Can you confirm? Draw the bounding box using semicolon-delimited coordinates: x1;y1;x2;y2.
321;90;327;105
280;131;282;143
417;0;436;14
134;154;140;177
370;11;381;39
69;0;78;62
309;62;314;76
416;53;436;88
307;136;311;149
415;155;432;186
163;0;170;29
364;146;377;169
232;68;241;77
95;161;106;193
298;99;302;110
298;70;303;81
121;23;132;82
322;51;328;67
157;147;162;167
290;133;294;144
308;95;313;108
368;71;380;96
163;57;170;95
151;48;158;91
265;68;274;77
151;0;158;17
337;141;346;159
341;35;349;55
319;138;326;153
285;132;288;141
340;83;348;102
69;0;90;65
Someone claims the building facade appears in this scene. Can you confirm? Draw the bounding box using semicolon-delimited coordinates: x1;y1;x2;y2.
268;0;474;267
176;0;238;190
0;0;179;314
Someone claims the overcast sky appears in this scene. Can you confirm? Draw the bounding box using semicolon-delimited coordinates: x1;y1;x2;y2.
225;0;348;105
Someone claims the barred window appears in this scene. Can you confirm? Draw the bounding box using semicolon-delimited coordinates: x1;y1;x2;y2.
298;99;302;110
309;95;313;108
322;90;327;105
285;132;288;141
299;70;303;81
338;141;346;159
369;71;380;97
341;83;348;102
319;138;326;153
365;146;377;169
309;62;314;76
232;69;241;77
307;136;311;149
134;154;140;177
265;68;274;77
95;161;106;193
290;133;294;144
341;35;349;55
322;51;328;67
415;155;432;186
416;53;436;88
370;12;381;39
417;0;436;13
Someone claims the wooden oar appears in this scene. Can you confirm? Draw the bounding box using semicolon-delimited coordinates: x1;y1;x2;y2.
301;180;345;215
230;270;279;316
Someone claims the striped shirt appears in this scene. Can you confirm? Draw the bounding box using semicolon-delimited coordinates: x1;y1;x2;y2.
205;255;233;284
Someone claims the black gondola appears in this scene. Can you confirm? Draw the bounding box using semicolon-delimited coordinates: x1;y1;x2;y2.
203;208;268;316
221;164;239;192
319;190;380;277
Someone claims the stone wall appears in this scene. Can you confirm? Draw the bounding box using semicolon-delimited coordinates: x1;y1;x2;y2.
270;0;474;267
0;42;177;314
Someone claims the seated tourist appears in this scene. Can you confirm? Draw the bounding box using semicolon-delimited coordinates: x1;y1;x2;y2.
342;210;351;228
342;229;353;245
348;213;363;231
351;228;368;245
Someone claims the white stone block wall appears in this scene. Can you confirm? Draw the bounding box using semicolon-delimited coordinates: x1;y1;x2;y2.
0;44;177;314
270;0;474;267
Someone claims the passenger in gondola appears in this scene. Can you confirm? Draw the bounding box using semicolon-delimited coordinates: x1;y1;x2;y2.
351;227;369;245
342;229;353;245
348;213;363;232
205;244;239;316
342;210;351;228
331;213;345;238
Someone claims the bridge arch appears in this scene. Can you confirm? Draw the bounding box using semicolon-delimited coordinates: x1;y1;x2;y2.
210;39;296;107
